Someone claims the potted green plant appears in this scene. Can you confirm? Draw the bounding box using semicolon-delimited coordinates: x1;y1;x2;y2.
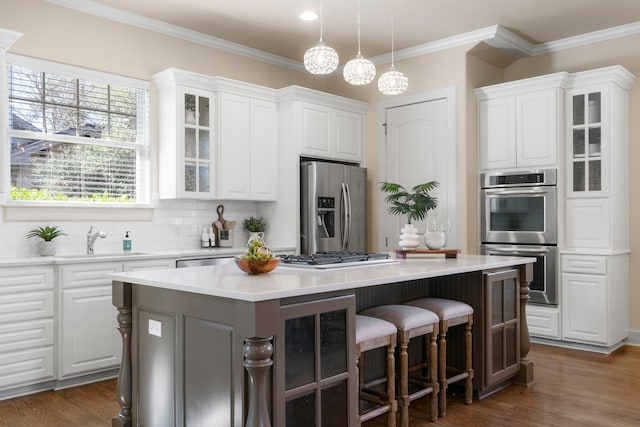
27;226;66;256
243;216;267;244
380;181;439;249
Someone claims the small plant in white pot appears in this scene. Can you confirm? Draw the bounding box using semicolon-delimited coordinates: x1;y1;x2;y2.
243;216;267;245
27;226;66;256
380;181;439;249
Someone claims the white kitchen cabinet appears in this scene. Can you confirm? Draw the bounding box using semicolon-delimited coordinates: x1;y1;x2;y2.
526;305;560;339
561;254;628;347
59;259;175;378
218;88;278;201
154;69;278;201
153;68;217;200
0;266;55;391
280;86;367;163
476;73;568;171
561;68;634;350
564;67;635;250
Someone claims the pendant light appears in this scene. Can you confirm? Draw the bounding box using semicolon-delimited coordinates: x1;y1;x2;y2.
343;0;376;85
378;17;408;95
304;2;339;75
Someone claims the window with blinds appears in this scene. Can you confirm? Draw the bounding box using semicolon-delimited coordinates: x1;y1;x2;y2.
7;57;149;204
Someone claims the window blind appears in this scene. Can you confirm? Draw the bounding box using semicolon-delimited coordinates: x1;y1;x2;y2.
7;56;149;204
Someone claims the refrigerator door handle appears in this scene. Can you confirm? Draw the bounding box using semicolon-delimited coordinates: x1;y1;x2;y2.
340;183;349;251
344;183;352;250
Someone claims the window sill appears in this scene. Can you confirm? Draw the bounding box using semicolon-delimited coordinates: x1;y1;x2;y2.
3;203;154;222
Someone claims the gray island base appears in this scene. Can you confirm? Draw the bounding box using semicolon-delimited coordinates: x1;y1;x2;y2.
110;254;534;427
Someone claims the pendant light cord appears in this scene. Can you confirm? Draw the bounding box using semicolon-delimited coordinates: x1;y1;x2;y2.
319;1;324;42
357;0;362;54
391;16;395;66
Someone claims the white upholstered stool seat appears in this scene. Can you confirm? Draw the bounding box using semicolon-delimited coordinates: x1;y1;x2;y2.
355;315;398;426
405;297;474;416
359;305;439;426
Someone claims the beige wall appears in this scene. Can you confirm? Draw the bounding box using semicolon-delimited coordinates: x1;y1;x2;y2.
3;1;639;330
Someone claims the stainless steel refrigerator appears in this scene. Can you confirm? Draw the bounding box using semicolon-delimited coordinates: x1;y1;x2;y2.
300;160;366;254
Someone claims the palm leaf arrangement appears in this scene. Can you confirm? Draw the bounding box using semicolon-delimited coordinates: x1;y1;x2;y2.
380;181;439;224
26;226;66;241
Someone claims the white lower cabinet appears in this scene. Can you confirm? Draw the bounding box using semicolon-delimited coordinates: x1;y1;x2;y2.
0;266;55;390
59;258;175;378
526;305;560;339
561;254;628;347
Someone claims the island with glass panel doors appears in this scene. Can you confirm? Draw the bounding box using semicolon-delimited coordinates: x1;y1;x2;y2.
109;254;534;427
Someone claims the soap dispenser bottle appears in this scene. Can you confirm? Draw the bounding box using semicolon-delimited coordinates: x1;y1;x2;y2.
123;231;132;252
201;227;210;248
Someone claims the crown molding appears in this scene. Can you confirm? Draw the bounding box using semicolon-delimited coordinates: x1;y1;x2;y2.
45;1;640;70
45;0;304;72
373;25;531;65
533;21;640;55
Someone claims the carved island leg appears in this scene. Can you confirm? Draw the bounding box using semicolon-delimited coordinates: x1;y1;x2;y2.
517;263;535;387
243;336;274;427
112;281;132;427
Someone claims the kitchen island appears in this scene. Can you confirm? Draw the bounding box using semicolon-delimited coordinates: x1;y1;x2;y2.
110;254;534;427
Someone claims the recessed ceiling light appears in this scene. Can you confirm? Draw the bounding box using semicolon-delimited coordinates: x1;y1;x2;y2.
299;11;319;21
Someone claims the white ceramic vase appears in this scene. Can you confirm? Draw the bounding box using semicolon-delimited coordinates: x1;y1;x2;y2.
38;240;57;256
424;231;446;250
247;231;265;245
399;224;420;250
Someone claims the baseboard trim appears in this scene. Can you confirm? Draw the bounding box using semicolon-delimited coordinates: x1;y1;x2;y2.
625;329;640;346
531;337;625;355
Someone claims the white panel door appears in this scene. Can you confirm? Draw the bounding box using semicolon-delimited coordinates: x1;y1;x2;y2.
380;97;456;250
334;108;363;162
562;273;607;344
516;89;558;168
479;97;516;170
60;286;121;377
299;102;332;158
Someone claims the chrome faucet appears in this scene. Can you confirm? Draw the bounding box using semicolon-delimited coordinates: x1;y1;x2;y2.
87;226;107;254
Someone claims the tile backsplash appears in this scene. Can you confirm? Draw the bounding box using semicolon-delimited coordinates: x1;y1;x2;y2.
0;199;262;258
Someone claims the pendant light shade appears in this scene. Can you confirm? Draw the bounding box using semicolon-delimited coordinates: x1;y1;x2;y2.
304;2;339;75
304;41;339;75
378;17;408;95
378;66;408;95
344;0;376;86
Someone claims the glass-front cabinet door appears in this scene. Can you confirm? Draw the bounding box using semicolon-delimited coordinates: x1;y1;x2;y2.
568;88;607;197
277;294;357;426
180;87;215;197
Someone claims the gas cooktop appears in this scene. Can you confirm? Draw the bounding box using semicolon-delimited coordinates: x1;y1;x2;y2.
279;252;397;269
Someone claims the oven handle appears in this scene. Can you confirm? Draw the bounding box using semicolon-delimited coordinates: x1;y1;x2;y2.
484;189;549;196
487;246;550;255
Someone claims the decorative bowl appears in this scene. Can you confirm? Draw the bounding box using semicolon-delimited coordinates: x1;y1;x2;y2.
424;231;446;250
235;257;281;275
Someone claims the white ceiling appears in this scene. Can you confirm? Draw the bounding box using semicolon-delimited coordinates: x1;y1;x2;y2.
52;0;640;62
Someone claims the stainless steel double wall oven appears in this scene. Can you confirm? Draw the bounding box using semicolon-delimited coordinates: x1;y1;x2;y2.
481;169;558;305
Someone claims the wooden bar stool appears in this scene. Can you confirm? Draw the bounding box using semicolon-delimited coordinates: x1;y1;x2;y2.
355;315;398;426
405;297;474;416
359;305;439;426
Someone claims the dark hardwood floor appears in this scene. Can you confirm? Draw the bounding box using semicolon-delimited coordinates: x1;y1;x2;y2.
1;343;639;426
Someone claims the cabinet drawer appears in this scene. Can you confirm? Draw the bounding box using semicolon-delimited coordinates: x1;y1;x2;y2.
0;267;53;294
0;291;54;323
61;262;123;289
0;319;54;352
562;255;607;275
0;347;54;389
526;305;560;339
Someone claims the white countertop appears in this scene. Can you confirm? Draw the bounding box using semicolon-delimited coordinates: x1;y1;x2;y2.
109;254;535;302
0;246;295;267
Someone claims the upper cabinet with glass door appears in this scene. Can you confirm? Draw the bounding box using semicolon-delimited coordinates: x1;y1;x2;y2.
565;67;635;198
153;69;217;199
